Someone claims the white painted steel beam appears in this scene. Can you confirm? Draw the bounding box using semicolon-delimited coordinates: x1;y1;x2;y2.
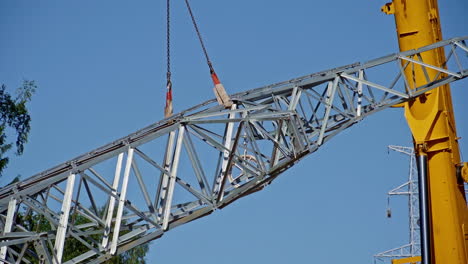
102;152;124;249
110;149;134;255
0;198;16;264
53;174;76;264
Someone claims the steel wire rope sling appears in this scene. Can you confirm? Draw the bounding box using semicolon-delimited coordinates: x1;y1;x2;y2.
164;0;173;118
164;0;233;118
183;0;233;107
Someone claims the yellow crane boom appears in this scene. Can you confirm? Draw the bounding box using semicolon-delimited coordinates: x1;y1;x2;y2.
382;0;468;263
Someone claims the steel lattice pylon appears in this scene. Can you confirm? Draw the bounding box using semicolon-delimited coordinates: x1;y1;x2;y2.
0;37;467;263
374;146;420;264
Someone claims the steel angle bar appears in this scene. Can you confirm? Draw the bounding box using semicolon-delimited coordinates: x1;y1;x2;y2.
341;73;409;99
358;70;378;104
388;181;411;195
110;148;134;255
248;121;289;158
451;45;464;73
68;203;103;227
431;50;468;83
109;226;150;251
0;231;39;240
399;55;462;78
171;203;209;221
243;123;270;170
162;126;185;230
245;111;292;121
184;117;245;124
288;86;302;111
454;40;468;53
188;123;224;140
80;173;120;204
184;104;268;120
133;148;170;176
131;159;156;214
302;86;353;121
53;173;76;264
64;249;99;264
379;66;404;102
0;237;37;248
171;200;204;213
289;115;307;149
296;97;310;123
318;78;339;145
82;178;99;217
120;202;159;228
17;198;59;229
217;121;245;201
230;155;262;179
174;176;211;205
188;125;233;157
411;71;468;97
87;168;114;191
0;198;16;264
416;54;432;83
182;130;211;197
86;229;164;264
155;130;177;223
337;80;357;115
15;243;30;264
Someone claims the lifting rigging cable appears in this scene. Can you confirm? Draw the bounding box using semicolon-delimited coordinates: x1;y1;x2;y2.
163;0;233;117
164;0;173;118
183;0;233;108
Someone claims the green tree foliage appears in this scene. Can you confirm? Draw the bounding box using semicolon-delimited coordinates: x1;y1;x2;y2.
0;81;149;262
65;207;149;263
0;80;36;176
16;207;148;263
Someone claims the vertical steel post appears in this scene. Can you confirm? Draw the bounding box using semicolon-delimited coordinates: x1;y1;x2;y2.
213;104;237;198
110;148;134;255
417;154;431;264
156;130;176;222
53;173;76;264
357;69;363;117
318;78;338;145
162;126;185;230
102;152;124;248
0;198;16;263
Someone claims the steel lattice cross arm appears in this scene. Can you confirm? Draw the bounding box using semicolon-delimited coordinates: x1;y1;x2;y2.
0;36;467;264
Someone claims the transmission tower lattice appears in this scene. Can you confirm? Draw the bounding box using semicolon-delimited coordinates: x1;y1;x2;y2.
0;37;467;264
374;146;420;264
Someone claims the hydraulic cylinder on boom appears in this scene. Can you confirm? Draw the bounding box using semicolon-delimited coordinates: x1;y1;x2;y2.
382;0;468;263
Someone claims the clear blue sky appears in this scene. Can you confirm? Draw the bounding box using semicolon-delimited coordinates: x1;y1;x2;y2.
1;1;467;263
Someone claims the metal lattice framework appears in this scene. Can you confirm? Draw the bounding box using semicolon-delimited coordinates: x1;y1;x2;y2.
0;37;467;264
374;146;420;264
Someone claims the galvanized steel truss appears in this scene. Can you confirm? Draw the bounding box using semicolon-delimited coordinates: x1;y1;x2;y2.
0;37;467;263
374;146;420;264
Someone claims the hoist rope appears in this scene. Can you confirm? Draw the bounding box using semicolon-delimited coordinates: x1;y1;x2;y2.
164;0;173;118
163;0;232;108
166;0;171;79
183;0;214;73
183;0;232;108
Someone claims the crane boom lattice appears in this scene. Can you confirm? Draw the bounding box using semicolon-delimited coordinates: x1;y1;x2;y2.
0;37;467;264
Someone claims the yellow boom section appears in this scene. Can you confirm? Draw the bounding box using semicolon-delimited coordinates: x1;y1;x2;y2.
383;0;468;263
